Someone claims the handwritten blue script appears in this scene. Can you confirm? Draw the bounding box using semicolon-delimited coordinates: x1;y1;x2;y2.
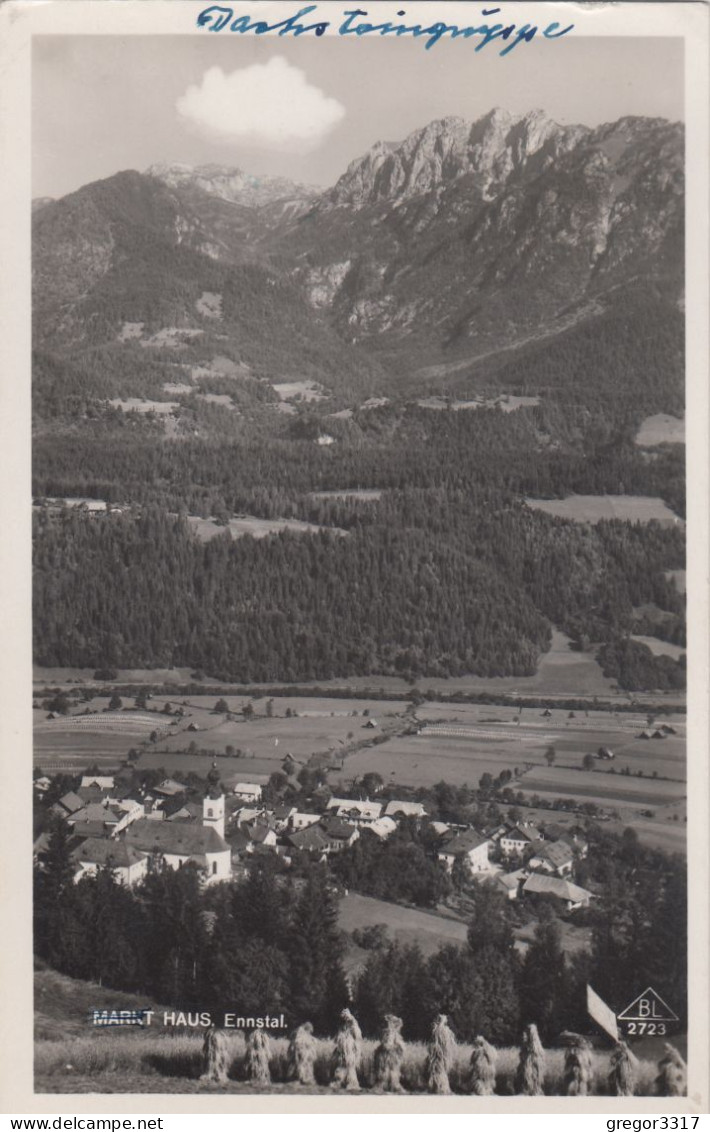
196;5;575;55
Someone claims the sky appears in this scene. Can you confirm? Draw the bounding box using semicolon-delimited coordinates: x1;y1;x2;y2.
32;35;684;199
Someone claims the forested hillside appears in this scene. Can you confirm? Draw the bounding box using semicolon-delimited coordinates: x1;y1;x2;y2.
31;111;686;690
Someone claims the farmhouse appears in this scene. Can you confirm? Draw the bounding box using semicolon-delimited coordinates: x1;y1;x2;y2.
320;815;359;853
67;802;125;837
528;839;574;877
126;818;231;883
80;775;115;791
496;868;527;900
327;798;382;825
499;823;541;858
542;824;589;858
384;800;427;819
437;829;491;874
367;816;398;840
243;821;278;849
232;804;264;825
233;782;263;803
52;791;84;818
289;811;322;832
430;821;451;837
285;825;329;856
72;838;148;888
522;874;591;911
270;803;298;831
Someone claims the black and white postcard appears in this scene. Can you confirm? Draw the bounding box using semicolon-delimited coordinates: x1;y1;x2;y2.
0;0;708;1114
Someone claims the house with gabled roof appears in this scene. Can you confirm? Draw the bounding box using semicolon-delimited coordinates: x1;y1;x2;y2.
367;816;398;840
437;829;491;874
270;803;298;832
529;839;575;877
285;824;329;856
384;800;427;819
233;782;263;803
80;775;115;791
522;873;592;911
72;837;148;887
67;802;123;837
496;868;527;900
500;823;541;858
320;815;359;853
543;824;589;859
288;811;322;832
52;791;84;818
327;798;382;825
244;820;278;849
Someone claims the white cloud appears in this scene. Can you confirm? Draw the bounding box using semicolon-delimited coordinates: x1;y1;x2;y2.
176;57;345;150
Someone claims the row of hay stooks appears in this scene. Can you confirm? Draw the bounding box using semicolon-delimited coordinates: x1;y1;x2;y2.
202;1010;687;1096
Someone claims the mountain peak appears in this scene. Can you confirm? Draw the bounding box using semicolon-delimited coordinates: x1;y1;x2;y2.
146;163;316;208
325;108;578;209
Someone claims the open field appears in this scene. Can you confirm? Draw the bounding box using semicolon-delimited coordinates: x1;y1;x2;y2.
196;393;236;409
631;636;686;661
192;355;250;380
33;694;410;772
33;708;174;771
513;916;592;958
521;765;686;807
635;413;685;447
184;514;348;542
272;380;324;402
416;395;540;412
33;686;685;812
340;715;684;791
309;489;383;502
525;494;682;526
339;892;468;958
108;398;180;414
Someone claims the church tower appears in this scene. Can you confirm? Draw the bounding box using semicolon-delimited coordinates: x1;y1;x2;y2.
202;763;225;839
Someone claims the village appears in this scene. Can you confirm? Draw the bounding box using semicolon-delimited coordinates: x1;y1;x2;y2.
34;758;594;917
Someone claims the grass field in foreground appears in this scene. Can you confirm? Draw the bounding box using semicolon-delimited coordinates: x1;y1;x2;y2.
35;1029;661;1096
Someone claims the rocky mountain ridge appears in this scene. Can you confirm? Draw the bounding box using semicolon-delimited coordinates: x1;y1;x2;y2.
146;162;317;209
32;107;684;395
289;109;684;354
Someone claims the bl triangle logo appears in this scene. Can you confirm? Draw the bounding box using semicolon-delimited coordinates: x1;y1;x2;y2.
618;987;679;1023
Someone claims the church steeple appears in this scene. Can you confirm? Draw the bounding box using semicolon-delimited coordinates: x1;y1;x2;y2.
203;762;225;839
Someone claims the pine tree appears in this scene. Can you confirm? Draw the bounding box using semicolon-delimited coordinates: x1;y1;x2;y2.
287;867;348;1033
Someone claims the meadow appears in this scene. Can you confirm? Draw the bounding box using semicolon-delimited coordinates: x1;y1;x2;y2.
341;717;684;795
525;495;682;526
339;893;469;959
635;413;685;447
631;636;686;661
185;515;347;542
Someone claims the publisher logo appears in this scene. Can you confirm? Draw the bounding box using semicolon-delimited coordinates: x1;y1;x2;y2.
617;987;679;1037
